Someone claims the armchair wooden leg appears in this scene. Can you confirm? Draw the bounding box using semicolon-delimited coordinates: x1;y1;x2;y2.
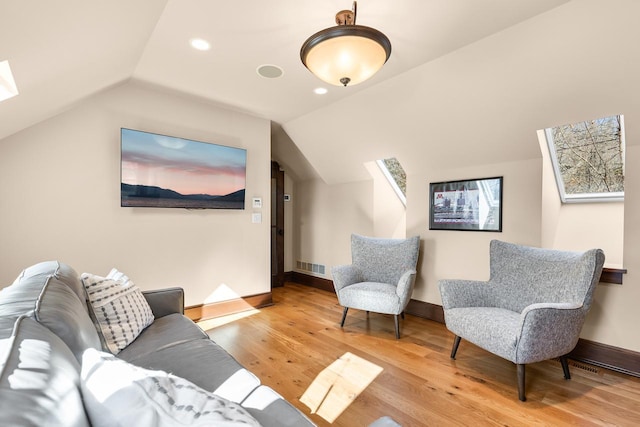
401;312;405;320
560;356;571;380
394;315;400;339
517;364;526;402
340;307;349;327
450;335;461;359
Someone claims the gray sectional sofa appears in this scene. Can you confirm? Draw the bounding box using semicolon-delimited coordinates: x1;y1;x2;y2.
0;261;315;426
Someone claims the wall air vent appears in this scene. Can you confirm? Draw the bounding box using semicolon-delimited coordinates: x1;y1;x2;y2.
296;260;325;276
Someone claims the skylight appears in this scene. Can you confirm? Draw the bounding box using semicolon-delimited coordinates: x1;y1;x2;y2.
544;115;625;203
0;60;19;102
377;158;406;205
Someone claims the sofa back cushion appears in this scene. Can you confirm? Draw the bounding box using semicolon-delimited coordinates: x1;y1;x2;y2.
0;316;90;427
488;240;605;312
12;260;87;301
0;261;101;360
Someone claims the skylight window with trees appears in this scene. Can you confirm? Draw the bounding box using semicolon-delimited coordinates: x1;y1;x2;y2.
377;158;406;205
544;115;625;203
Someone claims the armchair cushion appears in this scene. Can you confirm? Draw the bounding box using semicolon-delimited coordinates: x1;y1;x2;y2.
444;307;520;360
338;282;401;314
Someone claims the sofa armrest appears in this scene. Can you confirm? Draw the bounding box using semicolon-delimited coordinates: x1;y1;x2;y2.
395;269;417;305
331;264;362;291
516;302;585;363
438;279;491;309
142;287;184;318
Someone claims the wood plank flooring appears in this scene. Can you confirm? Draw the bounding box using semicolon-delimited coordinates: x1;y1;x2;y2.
202;283;640;427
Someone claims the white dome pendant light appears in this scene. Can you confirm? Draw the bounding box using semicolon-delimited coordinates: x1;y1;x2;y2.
300;1;391;87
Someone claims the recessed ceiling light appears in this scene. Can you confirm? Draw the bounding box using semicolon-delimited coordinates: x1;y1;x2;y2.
314;87;328;95
190;38;211;51
256;64;284;79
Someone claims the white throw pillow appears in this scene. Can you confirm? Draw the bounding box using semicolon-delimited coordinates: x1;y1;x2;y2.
80;349;261;427
81;270;154;354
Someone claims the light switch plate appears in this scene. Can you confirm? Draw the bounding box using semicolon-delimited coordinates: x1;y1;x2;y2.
252;197;262;208
252;213;262;223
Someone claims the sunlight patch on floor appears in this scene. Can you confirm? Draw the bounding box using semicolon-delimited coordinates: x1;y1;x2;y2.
301;352;383;423
197;309;260;331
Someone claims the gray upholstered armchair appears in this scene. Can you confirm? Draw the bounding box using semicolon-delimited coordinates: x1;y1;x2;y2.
439;240;605;401
332;234;420;339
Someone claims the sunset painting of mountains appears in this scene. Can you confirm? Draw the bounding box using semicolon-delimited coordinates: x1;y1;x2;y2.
121;128;247;209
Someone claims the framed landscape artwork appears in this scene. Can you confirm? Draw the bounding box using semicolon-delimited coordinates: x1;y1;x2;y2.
429;176;503;232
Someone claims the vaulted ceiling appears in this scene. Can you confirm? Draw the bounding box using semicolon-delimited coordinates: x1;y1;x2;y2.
8;1;638;185
1;0;568;141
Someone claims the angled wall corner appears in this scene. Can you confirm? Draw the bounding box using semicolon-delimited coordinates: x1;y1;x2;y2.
364;160;406;239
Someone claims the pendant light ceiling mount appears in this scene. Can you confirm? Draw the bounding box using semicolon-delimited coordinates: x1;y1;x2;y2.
300;1;392;87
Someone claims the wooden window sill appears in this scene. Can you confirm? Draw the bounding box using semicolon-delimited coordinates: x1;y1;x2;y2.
601;267;627;285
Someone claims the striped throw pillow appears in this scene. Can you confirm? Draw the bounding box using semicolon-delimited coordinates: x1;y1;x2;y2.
81;270;154;354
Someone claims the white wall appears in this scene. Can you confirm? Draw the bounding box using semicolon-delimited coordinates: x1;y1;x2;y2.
280;160;405;274
293;178;373;276
550;203;624;267
364;161;406;239
0;81;271;307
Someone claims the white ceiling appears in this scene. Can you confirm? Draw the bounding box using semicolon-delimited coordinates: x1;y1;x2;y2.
0;0;569;141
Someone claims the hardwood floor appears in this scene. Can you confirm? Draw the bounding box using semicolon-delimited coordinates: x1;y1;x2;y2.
203;283;640;427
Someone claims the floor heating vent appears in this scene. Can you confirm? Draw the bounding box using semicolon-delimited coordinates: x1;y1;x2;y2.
296;260;326;275
568;361;599;374
554;358;599;374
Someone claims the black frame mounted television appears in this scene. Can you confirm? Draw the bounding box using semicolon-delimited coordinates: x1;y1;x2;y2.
121;128;247;209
